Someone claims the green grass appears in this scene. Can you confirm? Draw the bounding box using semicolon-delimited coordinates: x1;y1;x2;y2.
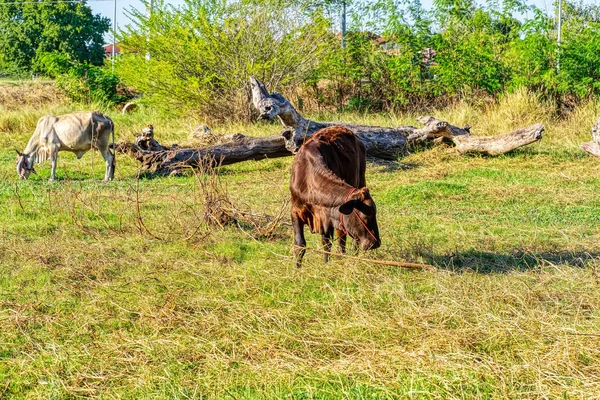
1;87;600;398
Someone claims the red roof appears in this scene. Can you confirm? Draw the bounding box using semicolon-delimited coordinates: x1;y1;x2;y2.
103;42;136;57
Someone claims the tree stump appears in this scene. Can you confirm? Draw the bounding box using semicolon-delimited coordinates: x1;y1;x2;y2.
581;117;600;158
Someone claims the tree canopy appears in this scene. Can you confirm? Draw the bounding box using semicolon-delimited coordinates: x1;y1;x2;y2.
0;0;110;76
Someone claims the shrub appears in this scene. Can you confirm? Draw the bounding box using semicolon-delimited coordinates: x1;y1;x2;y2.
111;0;600;116
115;0;332;122
37;52;124;105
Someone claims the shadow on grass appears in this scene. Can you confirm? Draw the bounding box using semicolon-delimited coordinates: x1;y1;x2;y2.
418;248;600;273
137;170;174;180
458;145;588;162
367;157;421;173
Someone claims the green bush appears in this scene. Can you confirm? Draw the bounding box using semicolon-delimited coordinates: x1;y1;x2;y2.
37;52;124;105
115;0;332;122
313;0;600;112
109;0;600;116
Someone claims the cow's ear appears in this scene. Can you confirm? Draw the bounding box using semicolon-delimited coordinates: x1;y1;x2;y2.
359;203;375;216
359;187;370;200
15;150;23;156
339;200;356;215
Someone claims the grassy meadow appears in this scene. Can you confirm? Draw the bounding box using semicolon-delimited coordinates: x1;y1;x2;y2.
1;81;600;398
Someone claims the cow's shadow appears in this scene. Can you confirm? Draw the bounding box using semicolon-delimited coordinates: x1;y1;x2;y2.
366;157;420;173
414;248;600;273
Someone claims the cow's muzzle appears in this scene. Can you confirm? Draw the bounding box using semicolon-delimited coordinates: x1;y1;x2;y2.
361;238;381;251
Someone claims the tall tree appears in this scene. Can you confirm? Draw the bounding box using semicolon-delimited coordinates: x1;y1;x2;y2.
0;0;109;75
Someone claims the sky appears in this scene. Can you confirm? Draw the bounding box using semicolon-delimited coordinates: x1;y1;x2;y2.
90;0;595;45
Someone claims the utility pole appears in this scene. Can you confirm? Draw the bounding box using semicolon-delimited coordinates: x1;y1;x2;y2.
146;0;153;61
556;0;562;73
341;0;346;49
111;0;117;71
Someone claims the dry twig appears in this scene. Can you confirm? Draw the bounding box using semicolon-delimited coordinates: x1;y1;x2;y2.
14;183;24;212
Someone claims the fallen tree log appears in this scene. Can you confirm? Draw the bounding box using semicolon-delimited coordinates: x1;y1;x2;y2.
452;123;544;155
117;79;544;175
124;131;292;175
251;77;414;155
580;117;600;158
121;116;543;176
250;77;543;156
405;116;544;155
120;124;411;175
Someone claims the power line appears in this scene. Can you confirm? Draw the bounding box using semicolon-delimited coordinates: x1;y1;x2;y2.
0;0;112;5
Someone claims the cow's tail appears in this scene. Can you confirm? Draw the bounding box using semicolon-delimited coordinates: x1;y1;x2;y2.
109;116;116;172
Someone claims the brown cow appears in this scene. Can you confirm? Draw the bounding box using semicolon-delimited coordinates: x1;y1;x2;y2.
290;126;381;267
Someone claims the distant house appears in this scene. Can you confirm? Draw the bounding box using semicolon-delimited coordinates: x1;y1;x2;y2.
374;36;401;54
337;32;437;67
420;48;437;67
103;42;136;58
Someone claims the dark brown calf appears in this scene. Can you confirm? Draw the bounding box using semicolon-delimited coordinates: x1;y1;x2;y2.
290;126;381;267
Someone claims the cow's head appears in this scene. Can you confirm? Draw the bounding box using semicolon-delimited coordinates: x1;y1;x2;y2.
339;188;381;250
15;150;36;179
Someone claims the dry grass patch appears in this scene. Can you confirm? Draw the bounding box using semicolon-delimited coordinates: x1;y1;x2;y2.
0;80;66;111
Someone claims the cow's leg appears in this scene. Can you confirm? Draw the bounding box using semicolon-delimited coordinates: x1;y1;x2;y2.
321;229;333;263
99;147;115;181
292;213;306;268
337;230;347;254
49;148;59;182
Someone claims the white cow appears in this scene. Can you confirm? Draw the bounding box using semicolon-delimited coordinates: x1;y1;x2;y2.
16;111;115;182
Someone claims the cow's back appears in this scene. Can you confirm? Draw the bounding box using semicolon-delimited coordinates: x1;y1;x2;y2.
309;126;364;187
52;112;112;151
290;126;366;233
292;126;365;193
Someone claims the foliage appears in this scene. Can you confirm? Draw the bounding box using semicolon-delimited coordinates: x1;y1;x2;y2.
37;52;123;105
115;0;332;122
308;0;600;112
2;0;597;114
503;2;600;108
0;0;109;76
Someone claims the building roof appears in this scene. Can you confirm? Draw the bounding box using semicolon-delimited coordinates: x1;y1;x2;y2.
103;42;137;57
